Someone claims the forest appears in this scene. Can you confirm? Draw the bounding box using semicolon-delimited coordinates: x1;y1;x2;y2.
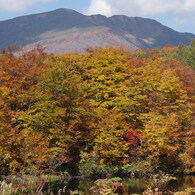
0;41;194;193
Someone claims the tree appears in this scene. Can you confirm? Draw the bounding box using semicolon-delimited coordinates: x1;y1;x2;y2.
17;53;95;168
93;109;130;164
140;112;183;170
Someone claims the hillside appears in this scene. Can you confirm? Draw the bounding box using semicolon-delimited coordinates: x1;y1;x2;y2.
0;8;194;53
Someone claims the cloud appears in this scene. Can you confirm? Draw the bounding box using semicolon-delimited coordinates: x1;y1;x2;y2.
86;0;113;16
85;0;195;31
85;0;195;16
0;0;52;12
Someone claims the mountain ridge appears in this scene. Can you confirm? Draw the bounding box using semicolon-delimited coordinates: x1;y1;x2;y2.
0;8;194;53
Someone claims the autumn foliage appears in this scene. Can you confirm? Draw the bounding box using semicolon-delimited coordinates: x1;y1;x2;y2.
0;44;194;175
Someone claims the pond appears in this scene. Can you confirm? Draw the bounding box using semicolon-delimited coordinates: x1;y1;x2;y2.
44;175;195;194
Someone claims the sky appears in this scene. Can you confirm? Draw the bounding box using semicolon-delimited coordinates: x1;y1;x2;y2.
0;0;195;34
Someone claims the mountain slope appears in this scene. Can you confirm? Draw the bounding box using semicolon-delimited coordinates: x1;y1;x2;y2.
0;8;194;53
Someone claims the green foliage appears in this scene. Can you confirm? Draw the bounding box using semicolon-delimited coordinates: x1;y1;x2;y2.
78;151;121;178
121;161;153;176
162;40;195;69
79;151;107;177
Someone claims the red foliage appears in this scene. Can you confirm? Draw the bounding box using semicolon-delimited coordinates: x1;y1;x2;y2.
125;130;141;145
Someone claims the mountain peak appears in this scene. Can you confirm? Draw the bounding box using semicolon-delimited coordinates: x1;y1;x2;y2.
51;8;82;15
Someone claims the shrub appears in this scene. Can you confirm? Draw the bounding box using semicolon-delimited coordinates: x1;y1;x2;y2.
121;161;153;177
90;177;123;195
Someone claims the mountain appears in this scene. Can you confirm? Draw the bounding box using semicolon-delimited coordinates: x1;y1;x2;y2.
0;8;195;53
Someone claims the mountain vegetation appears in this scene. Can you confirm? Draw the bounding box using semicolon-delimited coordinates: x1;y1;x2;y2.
0;42;194;178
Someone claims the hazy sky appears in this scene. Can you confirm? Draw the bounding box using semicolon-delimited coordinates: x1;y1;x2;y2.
0;0;195;34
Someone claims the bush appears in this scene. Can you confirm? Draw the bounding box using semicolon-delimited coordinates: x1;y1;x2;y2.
78;152;121;178
0;181;14;195
79;152;155;178
78;152;107;177
147;171;176;192
121;161;154;177
90;177;123;195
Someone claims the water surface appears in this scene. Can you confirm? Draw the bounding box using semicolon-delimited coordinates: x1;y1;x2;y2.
46;175;195;194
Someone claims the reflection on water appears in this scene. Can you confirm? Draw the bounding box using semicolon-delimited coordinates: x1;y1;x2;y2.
45;176;195;194
121;176;195;194
122;178;149;194
166;176;195;192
